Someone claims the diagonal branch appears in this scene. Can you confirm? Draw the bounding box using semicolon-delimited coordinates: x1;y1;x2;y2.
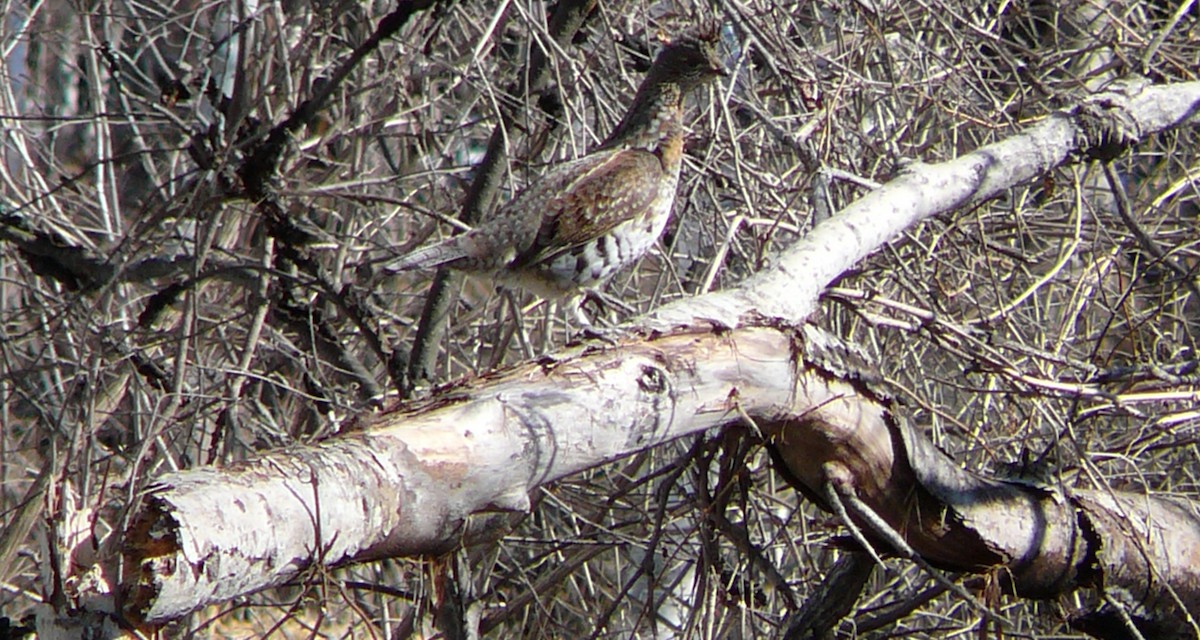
107;81;1200;634
644;81;1200;331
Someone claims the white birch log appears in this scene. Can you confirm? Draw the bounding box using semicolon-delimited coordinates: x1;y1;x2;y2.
103;80;1200;635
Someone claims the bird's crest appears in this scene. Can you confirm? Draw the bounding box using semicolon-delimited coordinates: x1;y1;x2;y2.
648;24;726;83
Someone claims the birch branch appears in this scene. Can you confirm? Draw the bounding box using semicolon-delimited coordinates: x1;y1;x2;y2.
104;80;1200;634
646;80;1200;330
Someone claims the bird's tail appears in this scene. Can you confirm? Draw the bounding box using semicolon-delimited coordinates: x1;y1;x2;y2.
383;237;469;274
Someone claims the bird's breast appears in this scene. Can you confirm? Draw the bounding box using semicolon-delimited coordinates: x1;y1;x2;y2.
655;130;685;174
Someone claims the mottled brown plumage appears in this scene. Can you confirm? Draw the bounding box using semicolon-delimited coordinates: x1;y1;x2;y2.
386;30;725;299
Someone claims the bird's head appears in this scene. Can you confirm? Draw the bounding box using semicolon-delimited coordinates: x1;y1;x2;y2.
647;28;727;90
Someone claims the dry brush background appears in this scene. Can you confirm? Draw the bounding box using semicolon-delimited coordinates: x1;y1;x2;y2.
2;0;1200;637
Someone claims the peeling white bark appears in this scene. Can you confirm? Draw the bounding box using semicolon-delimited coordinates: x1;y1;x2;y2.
122;329;803;624
53;81;1200;636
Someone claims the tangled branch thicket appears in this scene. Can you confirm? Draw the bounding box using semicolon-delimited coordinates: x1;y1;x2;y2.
2;0;1199;636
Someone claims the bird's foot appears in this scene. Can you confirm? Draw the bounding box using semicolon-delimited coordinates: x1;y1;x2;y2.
579;289;635;324
573;324;628;345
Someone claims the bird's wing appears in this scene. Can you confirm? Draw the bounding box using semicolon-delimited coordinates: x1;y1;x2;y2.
509;147;667;268
386;148;667;274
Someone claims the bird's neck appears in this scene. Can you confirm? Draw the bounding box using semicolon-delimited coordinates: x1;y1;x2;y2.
600;81;685;154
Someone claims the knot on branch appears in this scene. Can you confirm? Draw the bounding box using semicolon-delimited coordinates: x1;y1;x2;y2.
1073;80;1151;162
637;364;668;394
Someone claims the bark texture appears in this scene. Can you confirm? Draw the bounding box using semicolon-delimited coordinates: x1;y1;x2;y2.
45;74;1200;640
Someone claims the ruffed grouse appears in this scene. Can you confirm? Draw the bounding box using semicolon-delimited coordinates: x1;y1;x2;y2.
386;31;725;302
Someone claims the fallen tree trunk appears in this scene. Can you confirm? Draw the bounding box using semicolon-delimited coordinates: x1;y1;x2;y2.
61;80;1200;637
119;321;1200;637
